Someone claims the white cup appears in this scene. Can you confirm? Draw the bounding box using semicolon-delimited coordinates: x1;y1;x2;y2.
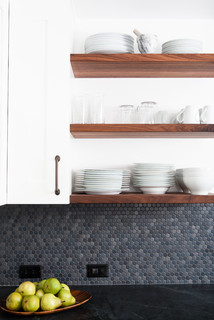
200;105;214;124
176;105;200;124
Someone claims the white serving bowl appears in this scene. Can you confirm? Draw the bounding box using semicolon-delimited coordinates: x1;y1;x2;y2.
175;174;190;193
182;175;214;195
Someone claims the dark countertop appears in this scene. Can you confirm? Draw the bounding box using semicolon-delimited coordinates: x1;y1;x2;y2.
0;285;214;320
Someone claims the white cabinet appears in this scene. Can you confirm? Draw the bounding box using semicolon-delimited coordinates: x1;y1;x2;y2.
0;0;8;205
7;0;71;204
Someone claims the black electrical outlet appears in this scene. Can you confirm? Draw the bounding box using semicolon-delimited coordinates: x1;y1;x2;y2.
87;264;108;278
19;265;41;279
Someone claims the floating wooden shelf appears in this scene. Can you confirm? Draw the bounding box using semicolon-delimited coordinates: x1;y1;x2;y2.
70;124;214;139
70;54;214;78
70;193;214;204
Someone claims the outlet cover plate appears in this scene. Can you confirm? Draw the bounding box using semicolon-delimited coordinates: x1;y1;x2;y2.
19;265;41;279
87;264;108;278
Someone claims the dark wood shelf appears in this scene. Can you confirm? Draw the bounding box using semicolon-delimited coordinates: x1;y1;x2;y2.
70;124;214;139
70;193;214;204
70;54;214;78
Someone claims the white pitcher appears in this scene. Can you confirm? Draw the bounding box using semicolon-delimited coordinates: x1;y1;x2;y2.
176;105;200;124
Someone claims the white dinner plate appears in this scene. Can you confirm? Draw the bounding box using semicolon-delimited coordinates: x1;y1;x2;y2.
162;48;202;53
85;191;121;195
86;49;134;54
86;33;134;40
162;39;202;47
85;44;134;51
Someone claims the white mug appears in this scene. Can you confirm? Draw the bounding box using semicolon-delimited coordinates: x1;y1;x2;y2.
200;105;214;124
176;105;200;124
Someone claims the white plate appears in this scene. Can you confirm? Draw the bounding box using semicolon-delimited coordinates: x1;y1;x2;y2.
162;47;202;52
162;51;202;54
162;39;202;46
85;185;121;188
85;41;134;48
162;43;202;49
133;170;174;174
86;33;134;40
85;44;134;50
85;191;121;195
84;169;123;173
134;163;174;167
85;44;134;51
133;179;174;182
85;187;122;191
162;49;202;54
84;178;123;180
85;38;134;44
86;49;134;54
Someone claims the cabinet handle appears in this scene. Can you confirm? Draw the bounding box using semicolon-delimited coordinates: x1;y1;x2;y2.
55;155;60;195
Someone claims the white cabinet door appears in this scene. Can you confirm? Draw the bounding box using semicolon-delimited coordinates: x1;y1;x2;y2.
8;0;71;204
0;0;8;205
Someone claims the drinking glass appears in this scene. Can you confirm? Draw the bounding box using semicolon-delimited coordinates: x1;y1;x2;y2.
137;101;157;123
89;93;104;123
119;105;135;123
72;95;87;123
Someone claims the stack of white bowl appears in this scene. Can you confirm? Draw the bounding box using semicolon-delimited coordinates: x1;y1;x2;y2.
162;39;202;54
73;169;131;195
85;33;134;54
176;168;214;195
133;163;175;194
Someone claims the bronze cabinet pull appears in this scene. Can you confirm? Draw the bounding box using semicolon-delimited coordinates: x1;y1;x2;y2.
55;155;60;195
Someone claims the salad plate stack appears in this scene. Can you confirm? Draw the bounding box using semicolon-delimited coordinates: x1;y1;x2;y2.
73;169;131;195
85;33;134;54
133;163;175;194
162;39;202;54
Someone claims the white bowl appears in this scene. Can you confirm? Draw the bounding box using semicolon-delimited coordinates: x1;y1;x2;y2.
182;175;214;195
139;186;169;194
180;167;214;175
175;174;190;193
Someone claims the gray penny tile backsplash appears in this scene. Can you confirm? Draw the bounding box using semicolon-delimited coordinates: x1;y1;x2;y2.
0;203;214;286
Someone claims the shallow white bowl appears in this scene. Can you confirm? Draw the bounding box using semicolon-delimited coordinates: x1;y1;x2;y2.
139;187;169;194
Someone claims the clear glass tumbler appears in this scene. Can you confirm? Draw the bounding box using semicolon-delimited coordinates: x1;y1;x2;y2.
89;93;104;123
72;95;87;123
137;101;157;123
119;105;135;123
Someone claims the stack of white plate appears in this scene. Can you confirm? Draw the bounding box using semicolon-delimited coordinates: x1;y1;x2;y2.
73;169;131;195
85;33;134;54
133;163;175;194
162;39;202;54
